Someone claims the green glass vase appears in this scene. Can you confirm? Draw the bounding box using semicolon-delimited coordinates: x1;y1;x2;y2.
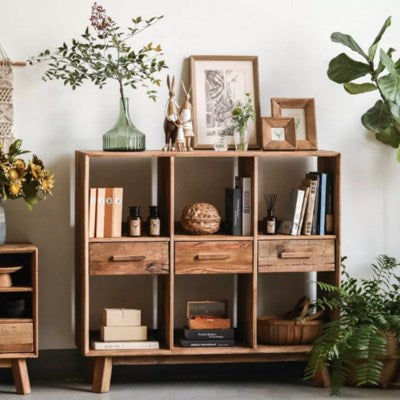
103;98;145;151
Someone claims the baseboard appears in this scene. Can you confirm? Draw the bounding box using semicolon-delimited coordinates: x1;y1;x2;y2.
0;349;307;383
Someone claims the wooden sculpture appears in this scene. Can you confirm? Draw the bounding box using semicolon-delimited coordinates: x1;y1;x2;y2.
163;75;179;151
180;82;194;151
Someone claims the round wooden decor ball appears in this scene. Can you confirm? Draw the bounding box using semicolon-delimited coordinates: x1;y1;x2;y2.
181;203;221;235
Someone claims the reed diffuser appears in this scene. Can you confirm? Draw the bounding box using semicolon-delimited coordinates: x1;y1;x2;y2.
263;194;277;235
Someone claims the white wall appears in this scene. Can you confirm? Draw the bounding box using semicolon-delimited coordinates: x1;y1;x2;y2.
2;0;400;349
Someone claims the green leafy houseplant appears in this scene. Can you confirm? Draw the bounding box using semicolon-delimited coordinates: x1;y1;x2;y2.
231;93;255;151
305;256;400;395
327;16;400;162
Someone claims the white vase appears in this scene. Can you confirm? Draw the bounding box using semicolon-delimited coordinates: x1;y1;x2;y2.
0;204;6;245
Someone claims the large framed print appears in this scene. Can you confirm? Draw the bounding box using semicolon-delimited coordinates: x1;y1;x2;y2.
190;55;261;149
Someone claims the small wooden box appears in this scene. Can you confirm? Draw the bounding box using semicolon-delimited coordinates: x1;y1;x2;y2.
186;301;231;330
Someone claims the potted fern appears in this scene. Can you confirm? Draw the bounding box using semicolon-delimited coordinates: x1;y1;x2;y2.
305;256;400;395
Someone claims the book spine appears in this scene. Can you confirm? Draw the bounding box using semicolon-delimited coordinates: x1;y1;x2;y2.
225;188;242;235
184;329;235;340
297;187;309;235
111;187;123;237
235;177;251;236
95;188;106;238
325;174;334;233
92;341;159;350
89;188;97;238
291;190;305;235
180;339;234;348
103;188;113;238
309;174;320;235
277;189;297;235
303;180;317;236
318;174;327;235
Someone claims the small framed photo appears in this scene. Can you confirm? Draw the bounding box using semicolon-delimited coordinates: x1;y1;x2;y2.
261;117;296;150
190;55;261;149
271;98;317;150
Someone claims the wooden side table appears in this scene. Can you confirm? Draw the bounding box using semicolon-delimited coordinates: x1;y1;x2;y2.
0;244;38;395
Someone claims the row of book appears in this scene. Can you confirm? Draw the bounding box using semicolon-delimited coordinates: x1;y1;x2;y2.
278;172;333;236
180;329;234;348
89;187;123;238
225;176;252;236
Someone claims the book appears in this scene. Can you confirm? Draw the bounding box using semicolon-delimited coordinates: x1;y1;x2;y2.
111;187;123;237
103;188;114;237
180;339;234;348
301;178;318;235
278;189;304;235
89;188;97;238
103;308;141;327
297;185;310;235
235;177;251;236
101;325;147;342
95;188;106;238
183;328;234;341
325;174;334;233
92;340;159;350
225;188;242;236
306;172;321;235
318;173;327;235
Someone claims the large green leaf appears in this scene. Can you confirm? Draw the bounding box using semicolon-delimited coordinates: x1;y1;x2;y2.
378;73;400;104
343;82;377;94
331;32;368;60
389;101;400;125
361;100;391;132
380;49;396;74
328;53;371;83
368;16;392;61
376;48;396;77
376;124;400;148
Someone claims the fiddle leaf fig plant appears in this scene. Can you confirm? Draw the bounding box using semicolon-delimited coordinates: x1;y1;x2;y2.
327;16;400;162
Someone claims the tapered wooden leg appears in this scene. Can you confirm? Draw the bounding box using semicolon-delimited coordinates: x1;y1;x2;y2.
313;366;331;388
12;359;31;395
92;357;112;393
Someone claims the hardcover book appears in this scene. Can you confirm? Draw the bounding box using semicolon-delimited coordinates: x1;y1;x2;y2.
297;185;310;235
111;187;123;237
325;174;334;233
225;188;242;236
291;189;305;235
89;188;97;238
306;172;321;235
318;173;327;235
235;177;251;236
92;341;159;350
95;188;106;238
183;328;234;341
179;339;235;348
301;178;318;236
103;187;114;237
278;189;304;235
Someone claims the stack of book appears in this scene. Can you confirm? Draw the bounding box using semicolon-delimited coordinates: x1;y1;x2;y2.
89;187;123;238
225;176;252;236
278;172;333;236
180;328;235;348
91;308;159;350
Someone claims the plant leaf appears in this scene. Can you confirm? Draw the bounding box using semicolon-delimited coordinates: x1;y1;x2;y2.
388;101;400;125
375;124;400;148
376;48;396;77
361;100;391;132
343;82;377;94
380;49;397;75
331;32;368;60
328;53;371;83
378;73;400;104
397;143;400;162
368;16;392;61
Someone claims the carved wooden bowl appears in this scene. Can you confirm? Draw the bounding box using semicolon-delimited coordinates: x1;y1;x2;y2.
181;203;221;235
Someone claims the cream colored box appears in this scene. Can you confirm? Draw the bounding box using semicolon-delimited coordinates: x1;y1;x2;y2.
101;325;147;342
103;308;141;327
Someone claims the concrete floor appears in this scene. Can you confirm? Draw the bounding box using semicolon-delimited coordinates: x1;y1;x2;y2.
0;381;399;399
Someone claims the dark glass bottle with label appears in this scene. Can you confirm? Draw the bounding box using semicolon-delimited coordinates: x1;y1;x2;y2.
148;206;161;237
265;209;276;235
128;206;142;237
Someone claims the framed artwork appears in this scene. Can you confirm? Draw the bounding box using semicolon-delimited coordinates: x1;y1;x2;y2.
190;55;261;149
271;98;317;150
261;117;296;150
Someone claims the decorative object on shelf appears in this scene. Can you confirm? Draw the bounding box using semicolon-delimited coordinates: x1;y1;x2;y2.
263;194;277;234
261;117;296;150
231;93;255;151
190;55;261;149
213;135;228;151
0;265;22;288
306;256;400;395
128;206;142;237
148;205;161;237
181;82;194;151
0;43;26;152
186;300;231;330
181;202;221;234
28;2;167;151
271;98;317;150
0;139;54;245
163;75;179;151
327;17;400;163
257;296;323;346
0;297;28;318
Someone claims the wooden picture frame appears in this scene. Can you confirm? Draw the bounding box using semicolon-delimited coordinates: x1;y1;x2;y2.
261;117;296;150
190;55;261;149
271;98;317;150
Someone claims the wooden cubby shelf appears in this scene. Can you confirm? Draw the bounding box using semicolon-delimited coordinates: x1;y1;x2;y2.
75;150;341;393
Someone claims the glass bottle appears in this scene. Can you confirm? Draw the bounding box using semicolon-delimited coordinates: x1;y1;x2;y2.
148;206;161;237
128;206;142;237
265;209;276;235
103;98;145;151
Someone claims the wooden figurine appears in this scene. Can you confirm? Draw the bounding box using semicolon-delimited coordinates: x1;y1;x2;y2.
180;82;194;151
163;75;179;151
173;114;186;151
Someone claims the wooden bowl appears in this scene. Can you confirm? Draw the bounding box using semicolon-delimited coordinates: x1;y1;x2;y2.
0;266;23;288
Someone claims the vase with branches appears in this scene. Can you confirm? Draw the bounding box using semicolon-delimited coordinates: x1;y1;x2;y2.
231;93;255;151
28;2;167;151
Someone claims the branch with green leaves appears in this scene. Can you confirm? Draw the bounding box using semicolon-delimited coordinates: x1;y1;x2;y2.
327;16;400;162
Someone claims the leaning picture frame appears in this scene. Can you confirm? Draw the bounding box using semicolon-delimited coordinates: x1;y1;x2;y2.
271;98;317;150
190;55;261;149
261;117;296;150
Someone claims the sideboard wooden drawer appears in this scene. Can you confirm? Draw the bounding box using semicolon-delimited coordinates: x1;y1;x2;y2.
258;239;335;273
0;322;33;353
175;241;253;274
89;242;169;275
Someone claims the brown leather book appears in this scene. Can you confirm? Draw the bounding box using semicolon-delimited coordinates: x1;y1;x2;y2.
111;188;123;237
103;188;114;238
89;188;97;238
95;188;106;238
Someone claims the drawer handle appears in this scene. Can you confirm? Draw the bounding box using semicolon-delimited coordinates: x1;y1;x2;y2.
280;252;312;259
112;255;146;262
196;253;230;261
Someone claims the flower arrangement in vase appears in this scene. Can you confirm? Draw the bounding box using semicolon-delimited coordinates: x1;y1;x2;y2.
231;93;255;151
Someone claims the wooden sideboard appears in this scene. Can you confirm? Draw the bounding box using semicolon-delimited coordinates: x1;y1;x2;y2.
75;150;340;393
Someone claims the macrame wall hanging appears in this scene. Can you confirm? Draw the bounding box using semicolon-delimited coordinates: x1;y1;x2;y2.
0;43;26;151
